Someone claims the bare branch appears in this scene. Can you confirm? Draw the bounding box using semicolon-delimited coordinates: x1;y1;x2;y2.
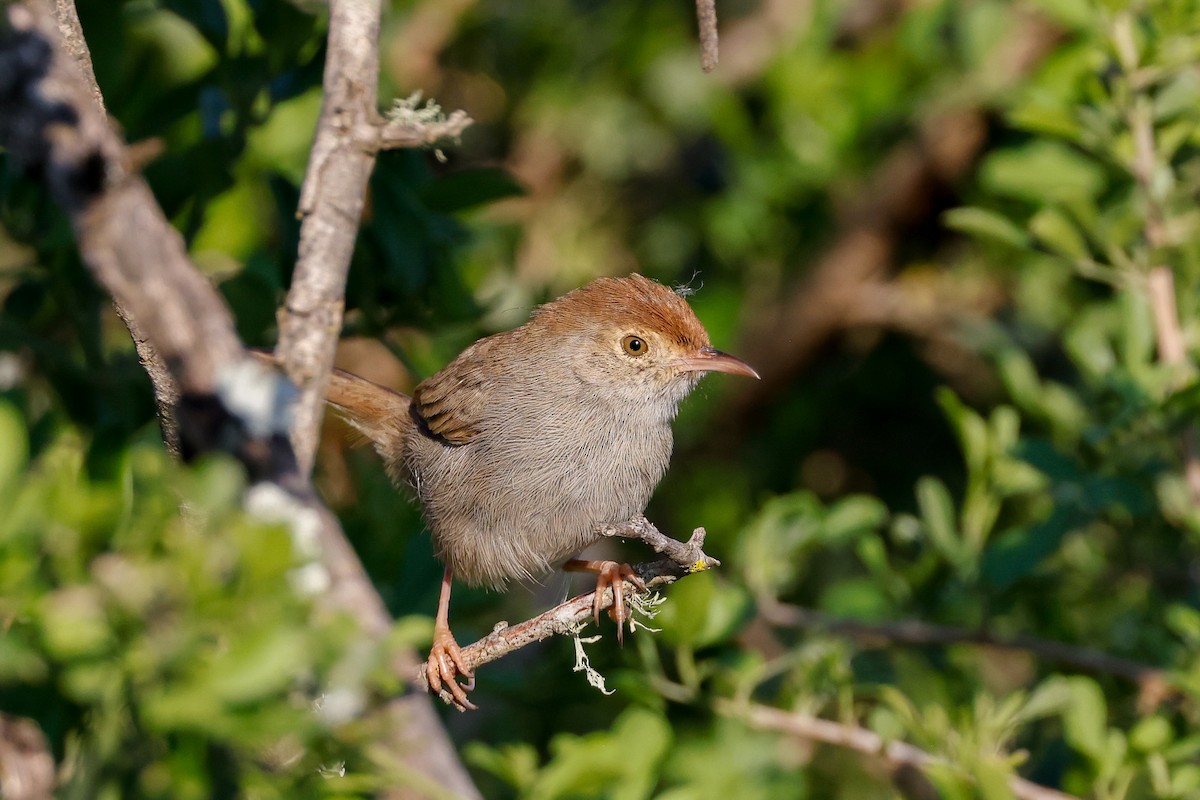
0;714;55;800
597;515;720;571
418;518;719;707
43;0;100;111
0;4;297;476
718;701;1082;800
696;0;719;72
275;0;472;474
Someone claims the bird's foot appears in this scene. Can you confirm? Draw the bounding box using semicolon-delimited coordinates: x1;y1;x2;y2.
426;625;476;711
566;559;647;645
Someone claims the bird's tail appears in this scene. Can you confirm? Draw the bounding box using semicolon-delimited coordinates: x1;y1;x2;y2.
249;350;412;455
324;367;412;455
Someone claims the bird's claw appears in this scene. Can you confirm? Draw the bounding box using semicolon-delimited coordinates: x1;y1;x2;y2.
590;561;647;646
426;627;476;711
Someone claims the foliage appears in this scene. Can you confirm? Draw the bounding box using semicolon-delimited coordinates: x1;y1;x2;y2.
5;0;1200;797
0;402;412;797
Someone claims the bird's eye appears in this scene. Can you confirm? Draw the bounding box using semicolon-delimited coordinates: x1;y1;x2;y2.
622;335;649;357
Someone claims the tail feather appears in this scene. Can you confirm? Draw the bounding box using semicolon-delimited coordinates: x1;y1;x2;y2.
325;368;412;454
248;349;411;455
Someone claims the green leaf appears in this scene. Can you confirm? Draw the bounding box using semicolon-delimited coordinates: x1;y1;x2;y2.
943;207;1030;248
1030;206;1089;259
980;141;1106;204
1130;716;1173;753
1009;102;1083;140
657;571;751;648
205;627;310;704
37;586;113;660
916;477;963;566
937;388;990;477
820;577;892;621
1062;676;1108;761
821;495;888;545
1013;676;1074;725
975;757;1017;800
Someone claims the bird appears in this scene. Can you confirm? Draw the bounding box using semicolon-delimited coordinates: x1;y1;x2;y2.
311;274;758;709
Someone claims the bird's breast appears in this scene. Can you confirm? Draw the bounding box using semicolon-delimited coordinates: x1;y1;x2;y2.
405;396;674;587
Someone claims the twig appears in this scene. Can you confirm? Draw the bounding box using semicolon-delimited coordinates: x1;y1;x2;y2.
718;700;1082;800
373;107;473;151
596;514;721;571
696;0;719;72
0;714;55;800
417;518;718;706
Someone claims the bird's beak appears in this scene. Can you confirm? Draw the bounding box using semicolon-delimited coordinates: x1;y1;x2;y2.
677;346;760;379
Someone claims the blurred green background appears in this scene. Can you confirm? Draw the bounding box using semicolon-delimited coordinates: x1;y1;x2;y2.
4;0;1200;796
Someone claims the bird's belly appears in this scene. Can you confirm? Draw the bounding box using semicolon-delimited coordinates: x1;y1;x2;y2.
406;424;671;588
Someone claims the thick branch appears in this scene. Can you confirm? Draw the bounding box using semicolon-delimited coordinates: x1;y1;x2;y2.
0;8;478;796
39;0;181;453
418;520;718;706
0;4;294;476
719;701;1081;800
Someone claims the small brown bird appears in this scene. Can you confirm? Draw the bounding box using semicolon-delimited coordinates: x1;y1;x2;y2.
319;274;757;709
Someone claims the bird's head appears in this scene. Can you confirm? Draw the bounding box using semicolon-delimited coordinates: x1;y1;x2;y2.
532;274;759;410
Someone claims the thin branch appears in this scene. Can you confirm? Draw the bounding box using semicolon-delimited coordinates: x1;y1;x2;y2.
761;600;1177;709
696;0;719;72
275;0;472;475
417;519;719;706
718;700;1082;800
1114;12;1200;504
0;714;55;800
597;515;721;571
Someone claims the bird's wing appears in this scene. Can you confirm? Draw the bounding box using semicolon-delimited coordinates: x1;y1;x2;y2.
411;337;501;446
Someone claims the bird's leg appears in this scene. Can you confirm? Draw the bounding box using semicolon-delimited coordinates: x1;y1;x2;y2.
426;567;476;711
563;559;648;644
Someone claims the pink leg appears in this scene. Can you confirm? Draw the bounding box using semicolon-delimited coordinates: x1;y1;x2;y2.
425;567;476;711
